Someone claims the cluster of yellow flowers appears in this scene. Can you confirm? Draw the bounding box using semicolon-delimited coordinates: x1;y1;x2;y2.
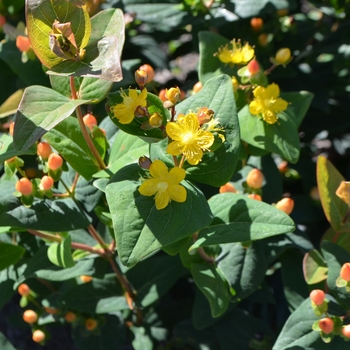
215;39;255;65
110;89;225;210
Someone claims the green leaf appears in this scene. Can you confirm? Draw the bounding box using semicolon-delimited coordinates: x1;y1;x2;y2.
13;86;90;151
317;155;347;231
217;241;268;302
273;298;347;350
0;266;18;309
60;274;127;313
281;91;314;127
0;181;90;231
303;249;328;285
0;134;36;164
0;331;18;350
0;242;25;270
191;263;230;318
191;193;295;249
105;164;213;266
0;89;24;118
130;326;153;350
151;74;240;187
43;117;100;180
238;105;300;163
47;235;75;268
107;89;169;143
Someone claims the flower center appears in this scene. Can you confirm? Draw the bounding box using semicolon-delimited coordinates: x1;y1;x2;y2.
182;132;195;145
124;96;134;108
157;181;169;192
264;98;274;108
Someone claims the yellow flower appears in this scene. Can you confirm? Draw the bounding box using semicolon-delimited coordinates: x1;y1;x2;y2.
216;39;254;65
138;160;187;210
110;88;148;124
166;113;214;165
249;83;288;124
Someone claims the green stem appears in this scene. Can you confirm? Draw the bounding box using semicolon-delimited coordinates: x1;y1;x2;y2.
69;76;107;170
193;232;215;264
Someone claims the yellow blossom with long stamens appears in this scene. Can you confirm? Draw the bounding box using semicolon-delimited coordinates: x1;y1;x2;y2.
216;39;254;65
166;113;214;165
249;83;288;124
138;160;187;210
110;88;148;124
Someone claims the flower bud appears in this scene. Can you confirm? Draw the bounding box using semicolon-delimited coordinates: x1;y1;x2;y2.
275;48;291;65
16;35;31;52
139;64;154;83
275;198;294;215
246;168;264;189
23;310;38;324
247;59;260;75
138;156;152;170
165;87;181;104
219;183;237;194
310;289;325;306
65;311;77;323
135;69;148;87
340;263;350;282
40;176;54;191
18;284;31;296
197;107;214;126
37;142;52;160
193;81;202;93
47;153;63;171
85;318;98;331
16;178;33;196
83;113;97;131
247;193;262;201
149;112;163;128
319;318;334;334
342;324;350;339
250;17;263;32
32;330;45;343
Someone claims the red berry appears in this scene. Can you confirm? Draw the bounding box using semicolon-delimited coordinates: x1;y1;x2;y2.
85;318;98;331
16;178;33;196
18;284;31;296
65;311;77;323
340;262;350;282
275;198;294;215
158;89;167;102
23;310;38;324
250;17;263;32
247;193;262;201
32;330;45;343
219;183;237;194
247;59;260;75
0;15;6;27
246;168;264;189
342;324;350;338
40;176;54;190
139;64;155;83
47;153;63;170
319;318;334;334
37;142;52;159
83;113;97;131
310;289;325;306
16;35;31;52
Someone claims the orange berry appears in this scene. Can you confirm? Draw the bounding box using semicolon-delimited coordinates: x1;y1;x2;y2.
47;153;63;170
65;311;77;323
247;59;260;75
16;178;33;196
342;324;350;338
310;289;325;306
9;121;14;136
250;17;263;32
16;35;31;52
193;81;202;93
37;142;52;159
32;329;45;343
139;64;155;83
0;15;6;27
278;160;289;173
83;113;97;131
23;310;38;324
246;168;264;189
44;307;58;315
319;317;334;334
247;193;262;201
40;176;54;191
340;263;350;282
85;318;98;331
158;89;167;102
275;198;294;215
80;275;93;283
309;186;320;201
219;183;237;194
18;283;30;296
258;33;268;46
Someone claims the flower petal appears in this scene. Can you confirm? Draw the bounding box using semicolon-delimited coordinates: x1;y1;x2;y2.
184;144;203;165
271;98;288;112
150;160;168;180
167;167;186;184
195;131;214;149
166;122;183;141
166;140;182;156
138;178;159;196
266;83;280;99
155;190;171;210
249;101;262;115
183;113;199;132
112;105;134;124
169;184;187;203
253;86;265;99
